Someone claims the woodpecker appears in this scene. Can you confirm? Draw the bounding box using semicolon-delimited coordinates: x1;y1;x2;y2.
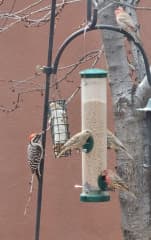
24;132;43;216
27;132;43;178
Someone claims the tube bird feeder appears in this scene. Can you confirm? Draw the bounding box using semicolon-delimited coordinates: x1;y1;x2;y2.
80;68;110;202
48;99;71;157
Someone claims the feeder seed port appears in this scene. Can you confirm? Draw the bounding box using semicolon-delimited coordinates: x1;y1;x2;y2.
82;135;94;153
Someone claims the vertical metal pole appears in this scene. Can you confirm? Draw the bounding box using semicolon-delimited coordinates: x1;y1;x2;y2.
87;0;92;22
35;1;56;240
146;112;151;167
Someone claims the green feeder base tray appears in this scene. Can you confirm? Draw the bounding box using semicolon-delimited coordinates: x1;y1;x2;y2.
80;192;110;202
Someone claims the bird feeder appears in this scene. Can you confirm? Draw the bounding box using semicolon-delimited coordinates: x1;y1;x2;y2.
137;98;151;168
80;68;110;202
48;99;71;157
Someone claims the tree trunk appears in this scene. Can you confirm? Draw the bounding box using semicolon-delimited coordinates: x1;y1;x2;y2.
98;0;151;239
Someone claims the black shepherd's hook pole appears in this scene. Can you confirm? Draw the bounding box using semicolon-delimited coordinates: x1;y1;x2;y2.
34;1;56;240
33;0;151;238
87;0;92;22
53;25;151;86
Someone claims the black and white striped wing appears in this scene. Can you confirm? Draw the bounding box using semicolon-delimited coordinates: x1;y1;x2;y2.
27;143;42;173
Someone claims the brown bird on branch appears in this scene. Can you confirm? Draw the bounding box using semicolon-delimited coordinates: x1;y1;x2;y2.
114;6;140;41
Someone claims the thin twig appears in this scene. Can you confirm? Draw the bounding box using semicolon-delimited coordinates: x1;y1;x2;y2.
10;49;101;90
9;74;40;86
66;86;81;105
1;48;102;112
0;0;17;28
15;0;44;15
0;93;21;112
58;49;100;70
0;0;80;31
52;49;101;87
91;45;104;68
111;0;151;10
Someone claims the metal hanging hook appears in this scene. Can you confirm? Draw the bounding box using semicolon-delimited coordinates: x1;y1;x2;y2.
87;0;98;27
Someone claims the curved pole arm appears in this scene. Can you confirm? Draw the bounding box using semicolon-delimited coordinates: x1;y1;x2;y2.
53;25;151;86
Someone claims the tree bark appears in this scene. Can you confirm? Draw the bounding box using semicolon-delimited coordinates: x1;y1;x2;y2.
98;0;151;239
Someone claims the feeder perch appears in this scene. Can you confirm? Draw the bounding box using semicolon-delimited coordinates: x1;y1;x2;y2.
80;68;110;202
137;98;151;168
48;99;71;157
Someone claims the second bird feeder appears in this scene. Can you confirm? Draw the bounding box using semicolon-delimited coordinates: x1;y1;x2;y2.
80;68;110;202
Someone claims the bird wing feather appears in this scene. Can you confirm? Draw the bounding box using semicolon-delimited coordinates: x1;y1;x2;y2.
62;133;81;149
118;13;136;29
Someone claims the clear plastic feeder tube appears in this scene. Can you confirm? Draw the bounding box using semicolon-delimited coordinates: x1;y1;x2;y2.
80;68;110;202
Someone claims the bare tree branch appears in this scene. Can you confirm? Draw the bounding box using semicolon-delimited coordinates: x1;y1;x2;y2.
0;48;103;112
0;93;21;112
53;48;103;87
110;0;151;10
0;0;80;31
66;86;81;105
15;0;44;15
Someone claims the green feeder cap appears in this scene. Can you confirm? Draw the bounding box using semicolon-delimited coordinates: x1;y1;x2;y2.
137;98;151;112
80;68;108;78
80;191;110;202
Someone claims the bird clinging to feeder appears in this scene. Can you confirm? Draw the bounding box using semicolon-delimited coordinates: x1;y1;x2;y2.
99;169;136;198
107;129;133;160
56;129;93;158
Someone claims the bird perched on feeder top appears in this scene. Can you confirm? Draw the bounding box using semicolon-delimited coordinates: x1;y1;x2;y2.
107;129;133;160
101;169;136;198
114;6;140;41
57;129;92;158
